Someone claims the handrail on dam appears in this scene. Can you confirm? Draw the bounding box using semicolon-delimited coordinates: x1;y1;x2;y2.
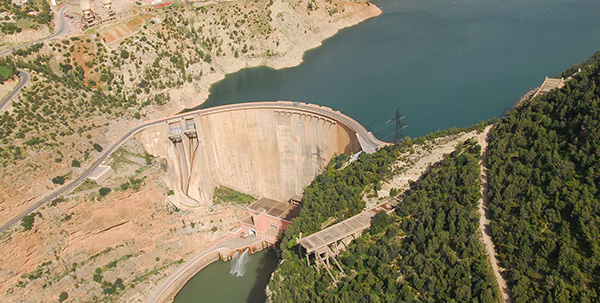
0;101;387;233
189;101;388;153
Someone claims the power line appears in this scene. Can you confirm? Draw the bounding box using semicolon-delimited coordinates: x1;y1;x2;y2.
395;109;407;144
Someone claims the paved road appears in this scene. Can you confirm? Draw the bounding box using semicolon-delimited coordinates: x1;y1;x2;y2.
0;69;29;111
0;101;386;233
0;5;69;57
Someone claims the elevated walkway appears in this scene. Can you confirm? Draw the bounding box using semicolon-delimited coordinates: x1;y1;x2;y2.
297;201;395;281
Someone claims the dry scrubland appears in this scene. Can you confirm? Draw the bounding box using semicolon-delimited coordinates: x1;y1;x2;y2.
0;0;380;226
0;76;18;97
0;139;247;302
0;0;380;302
0;0;53;48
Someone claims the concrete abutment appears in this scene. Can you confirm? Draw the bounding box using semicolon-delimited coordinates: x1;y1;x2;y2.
137;102;385;209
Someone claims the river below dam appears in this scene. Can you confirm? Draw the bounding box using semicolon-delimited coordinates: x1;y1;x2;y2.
173;250;277;303
177;0;600;301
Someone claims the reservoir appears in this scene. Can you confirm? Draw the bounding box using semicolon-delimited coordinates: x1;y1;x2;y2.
179;0;600;301
199;0;600;139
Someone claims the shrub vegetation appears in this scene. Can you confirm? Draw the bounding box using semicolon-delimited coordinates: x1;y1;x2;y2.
487;52;600;302
212;186;256;205
269;140;499;302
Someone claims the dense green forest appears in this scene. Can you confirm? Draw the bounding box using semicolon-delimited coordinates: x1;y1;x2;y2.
280;143;405;251
269;140;500;303
487;52;600;302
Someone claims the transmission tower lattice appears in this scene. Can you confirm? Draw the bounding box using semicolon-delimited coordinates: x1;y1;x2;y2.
394;109;407;144
314;145;324;176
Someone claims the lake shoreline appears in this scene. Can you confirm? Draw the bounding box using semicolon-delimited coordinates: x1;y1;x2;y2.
164;2;383;115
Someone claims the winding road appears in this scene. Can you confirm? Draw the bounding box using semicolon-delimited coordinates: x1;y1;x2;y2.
0;5;70;109
0;5;70;57
0;69;29;111
0;101;385;233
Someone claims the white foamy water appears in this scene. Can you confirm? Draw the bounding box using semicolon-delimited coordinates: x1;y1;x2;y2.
229;249;251;277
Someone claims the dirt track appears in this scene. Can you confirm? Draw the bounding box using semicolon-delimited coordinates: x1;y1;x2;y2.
477;125;511;303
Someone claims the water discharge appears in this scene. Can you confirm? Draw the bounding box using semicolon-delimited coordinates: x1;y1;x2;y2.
229;249;251;277
175;0;600;302
173;250;277;303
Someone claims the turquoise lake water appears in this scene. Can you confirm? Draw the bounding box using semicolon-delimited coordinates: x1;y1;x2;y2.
177;0;600;301
198;0;600;140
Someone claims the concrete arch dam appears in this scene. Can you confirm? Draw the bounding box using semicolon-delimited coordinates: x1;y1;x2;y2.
137;101;387;208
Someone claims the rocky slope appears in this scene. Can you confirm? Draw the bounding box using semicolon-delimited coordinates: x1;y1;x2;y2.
0;0;381;302
0;138;247;302
0;0;381;228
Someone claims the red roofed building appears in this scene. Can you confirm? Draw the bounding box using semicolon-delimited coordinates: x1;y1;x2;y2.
235;196;302;243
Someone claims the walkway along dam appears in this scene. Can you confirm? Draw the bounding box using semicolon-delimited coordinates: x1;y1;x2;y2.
0;101;386;232
137;101;387;208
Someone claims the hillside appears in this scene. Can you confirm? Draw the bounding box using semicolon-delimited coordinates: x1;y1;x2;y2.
0;0;53;47
0;1;383;302
486;52;600;302
0;0;381;228
268;140;500;302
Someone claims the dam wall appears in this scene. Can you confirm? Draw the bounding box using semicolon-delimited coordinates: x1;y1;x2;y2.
137;103;362;208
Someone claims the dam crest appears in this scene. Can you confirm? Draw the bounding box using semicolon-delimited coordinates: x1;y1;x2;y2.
137;101;386;208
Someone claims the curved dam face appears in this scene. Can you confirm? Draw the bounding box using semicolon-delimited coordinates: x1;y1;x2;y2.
137;102;374;208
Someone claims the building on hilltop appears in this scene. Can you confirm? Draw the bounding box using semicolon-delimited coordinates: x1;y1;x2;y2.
100;0;112;9
96;0;116;23
80;0;116;28
233;196;302;244
80;0;96;26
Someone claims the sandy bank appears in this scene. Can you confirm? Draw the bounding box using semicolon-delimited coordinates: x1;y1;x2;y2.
160;2;382;113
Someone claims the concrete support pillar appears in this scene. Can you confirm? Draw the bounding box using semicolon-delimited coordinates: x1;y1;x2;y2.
314;252;320;274
298;233;302;257
341;238;349;249
331;255;344;273
323;258;336;282
316;252;336;282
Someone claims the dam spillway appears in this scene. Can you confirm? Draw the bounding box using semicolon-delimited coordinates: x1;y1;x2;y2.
138;101;385;208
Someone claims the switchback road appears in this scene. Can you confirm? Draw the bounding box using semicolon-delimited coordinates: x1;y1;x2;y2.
0;69;29;111
0;5;69;57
